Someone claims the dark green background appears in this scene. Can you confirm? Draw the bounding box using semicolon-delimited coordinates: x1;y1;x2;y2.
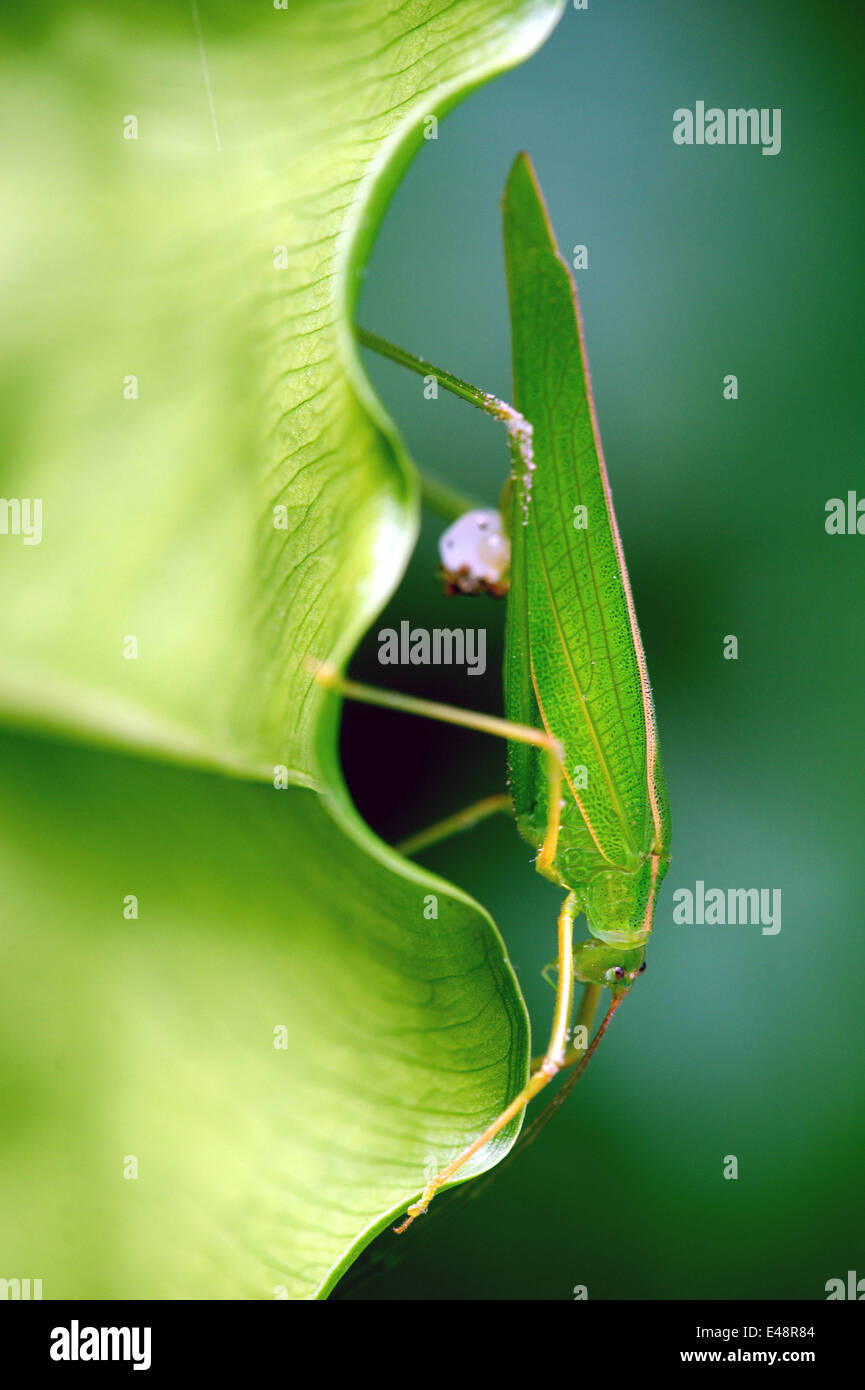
337;0;865;1298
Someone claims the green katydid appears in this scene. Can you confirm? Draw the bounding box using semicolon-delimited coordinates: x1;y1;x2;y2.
312;152;671;1232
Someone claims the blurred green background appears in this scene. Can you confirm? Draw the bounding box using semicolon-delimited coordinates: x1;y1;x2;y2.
336;0;865;1297
1;0;863;1302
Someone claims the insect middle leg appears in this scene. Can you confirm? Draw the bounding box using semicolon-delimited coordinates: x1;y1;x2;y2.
308;659;565;872
396;793;511;856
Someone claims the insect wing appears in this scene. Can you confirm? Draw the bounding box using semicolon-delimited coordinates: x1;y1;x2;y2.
502;153;670;880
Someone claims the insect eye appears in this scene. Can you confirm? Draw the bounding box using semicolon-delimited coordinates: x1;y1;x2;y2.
638;962;647;973
605;965;626;982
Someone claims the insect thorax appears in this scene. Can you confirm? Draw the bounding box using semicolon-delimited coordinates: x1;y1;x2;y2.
578;856;668;946
512;776;668;945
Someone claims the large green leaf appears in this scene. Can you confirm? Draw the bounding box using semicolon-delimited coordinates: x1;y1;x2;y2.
0;1;565;1300
0;728;529;1299
0;0;562;785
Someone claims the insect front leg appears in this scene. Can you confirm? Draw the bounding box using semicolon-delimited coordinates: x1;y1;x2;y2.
537;964;601;1074
560;940;647;1067
393;891;580;1232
